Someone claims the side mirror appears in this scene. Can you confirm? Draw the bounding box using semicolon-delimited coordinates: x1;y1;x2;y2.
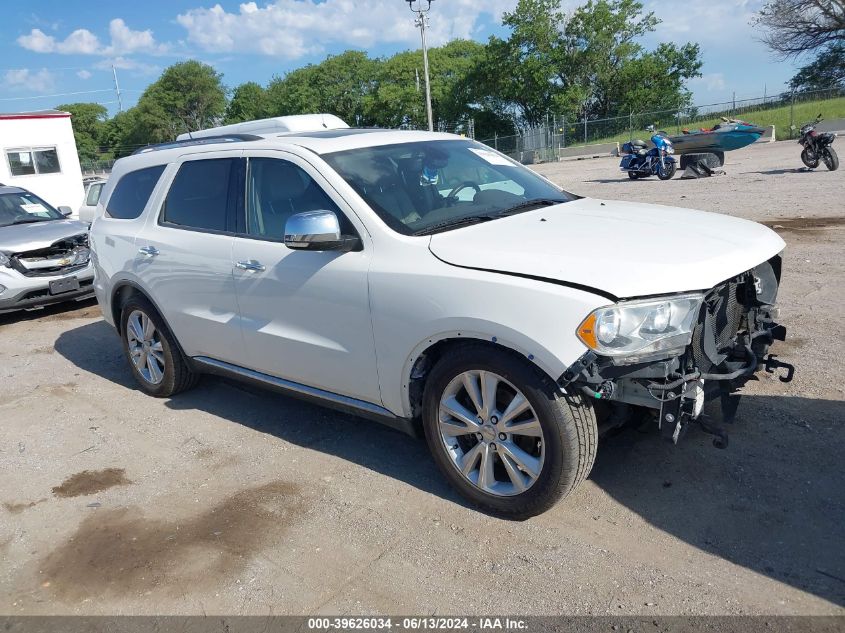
284;210;359;252
58;205;73;217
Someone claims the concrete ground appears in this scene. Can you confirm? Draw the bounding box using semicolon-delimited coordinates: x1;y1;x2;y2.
1;140;843;616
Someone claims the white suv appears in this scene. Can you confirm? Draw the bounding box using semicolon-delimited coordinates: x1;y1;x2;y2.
89;116;792;517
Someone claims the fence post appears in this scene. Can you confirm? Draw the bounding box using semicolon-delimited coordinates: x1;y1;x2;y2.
629;110;633;141
494;132;498;151
789;89;795;139
560;116;566;147
583;115;587;145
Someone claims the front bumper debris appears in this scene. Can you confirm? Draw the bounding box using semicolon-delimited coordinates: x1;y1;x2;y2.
559;256;795;448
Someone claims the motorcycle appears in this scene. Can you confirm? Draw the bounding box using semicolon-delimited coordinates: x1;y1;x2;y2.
798;114;838;171
619;127;677;180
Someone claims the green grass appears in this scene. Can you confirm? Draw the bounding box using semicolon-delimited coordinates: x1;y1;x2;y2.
579;96;845;146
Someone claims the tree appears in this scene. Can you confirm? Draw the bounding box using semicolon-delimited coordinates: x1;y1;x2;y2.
788;42;845;90
475;0;701;125
132;60;227;143
100;109;142;159
225;82;269;123
756;0;845;58
56;102;107;162
266;51;380;125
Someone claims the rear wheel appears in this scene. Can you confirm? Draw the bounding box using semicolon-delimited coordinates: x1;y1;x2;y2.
422;345;597;518
801;147;819;169
120;296;199;397
822;147;839;171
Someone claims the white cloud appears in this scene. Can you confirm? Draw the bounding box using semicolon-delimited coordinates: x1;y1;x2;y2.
689;72;727;92
57;28;102;54
17;18;167;56
77;69;92;79
17;28;55;53
3;68;55;92
175;0;517;59
103;18;168;55
94;56;160;76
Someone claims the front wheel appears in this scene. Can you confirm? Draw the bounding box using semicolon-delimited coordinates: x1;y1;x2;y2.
822;147;839;171
801;147;819;169
658;160;676;180
422;345;598;518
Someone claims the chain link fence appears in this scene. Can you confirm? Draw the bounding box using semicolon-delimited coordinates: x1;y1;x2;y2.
478;86;845;164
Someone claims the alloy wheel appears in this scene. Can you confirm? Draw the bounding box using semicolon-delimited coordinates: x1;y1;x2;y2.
126;309;165;385
438;370;545;496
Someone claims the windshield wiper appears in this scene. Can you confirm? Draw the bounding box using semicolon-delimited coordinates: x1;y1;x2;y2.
413;215;497;236
494;198;569;216
11;217;51;225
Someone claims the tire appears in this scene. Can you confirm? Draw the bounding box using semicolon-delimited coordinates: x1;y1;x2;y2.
822;147;839;171
421;345;598;519
657;161;676;180
801;147;819;169
712;151;725;167
120;295;199;397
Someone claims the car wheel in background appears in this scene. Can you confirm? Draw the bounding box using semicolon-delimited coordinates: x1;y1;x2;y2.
422;345;598;519
120;296;199;397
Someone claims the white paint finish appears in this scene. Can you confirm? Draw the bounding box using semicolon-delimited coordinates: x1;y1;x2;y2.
0;114;84;212
175;114;349;140
429;198;786;299
92;129;787;421
231;150;381;404
366;238;607;416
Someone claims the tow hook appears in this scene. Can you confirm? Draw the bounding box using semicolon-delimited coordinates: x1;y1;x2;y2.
764;354;795;383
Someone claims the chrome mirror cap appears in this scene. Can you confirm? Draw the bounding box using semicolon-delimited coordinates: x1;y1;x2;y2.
284;210;342;250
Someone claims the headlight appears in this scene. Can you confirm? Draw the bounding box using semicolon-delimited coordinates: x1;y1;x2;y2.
666;146;675;154
71;247;91;266
0;252;9;267
577;293;704;363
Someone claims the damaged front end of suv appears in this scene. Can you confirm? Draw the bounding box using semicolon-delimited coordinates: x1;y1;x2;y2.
560;255;794;448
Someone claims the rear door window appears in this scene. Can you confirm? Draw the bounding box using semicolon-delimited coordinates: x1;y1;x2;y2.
161;158;237;233
106;165;166;219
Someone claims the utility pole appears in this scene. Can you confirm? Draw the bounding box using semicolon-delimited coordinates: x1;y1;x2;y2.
407;0;435;131
111;64;123;112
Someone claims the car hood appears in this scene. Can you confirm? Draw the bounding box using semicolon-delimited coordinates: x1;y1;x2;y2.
0;219;89;253
428;198;785;300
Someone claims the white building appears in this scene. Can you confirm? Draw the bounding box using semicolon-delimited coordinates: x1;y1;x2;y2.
0;110;84;213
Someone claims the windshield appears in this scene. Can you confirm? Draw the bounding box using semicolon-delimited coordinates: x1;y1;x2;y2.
322;139;575;235
0;191;63;227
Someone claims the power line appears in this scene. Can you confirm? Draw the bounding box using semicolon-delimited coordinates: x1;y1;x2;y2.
0;88;115;102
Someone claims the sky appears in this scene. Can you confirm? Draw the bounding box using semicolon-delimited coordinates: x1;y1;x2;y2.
0;0;800;118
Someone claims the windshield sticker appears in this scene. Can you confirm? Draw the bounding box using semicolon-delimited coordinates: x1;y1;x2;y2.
468;148;512;166
20;203;50;216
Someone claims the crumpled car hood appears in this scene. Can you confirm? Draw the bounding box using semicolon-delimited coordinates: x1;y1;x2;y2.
428;198;785;300
0;219;89;253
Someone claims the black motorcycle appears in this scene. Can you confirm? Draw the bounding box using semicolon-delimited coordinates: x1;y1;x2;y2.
798;115;838;171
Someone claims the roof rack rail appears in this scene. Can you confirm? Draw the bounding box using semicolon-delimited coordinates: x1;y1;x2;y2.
131;133;263;155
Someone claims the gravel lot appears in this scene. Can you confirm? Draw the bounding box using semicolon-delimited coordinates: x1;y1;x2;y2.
1;140;843;616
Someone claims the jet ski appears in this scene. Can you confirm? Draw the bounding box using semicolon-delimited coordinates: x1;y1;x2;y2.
669;118;764;154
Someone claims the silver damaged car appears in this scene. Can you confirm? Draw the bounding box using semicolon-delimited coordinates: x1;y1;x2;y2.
0;186;94;314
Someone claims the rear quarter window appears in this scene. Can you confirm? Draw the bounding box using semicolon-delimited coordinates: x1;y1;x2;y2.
106;165;166;219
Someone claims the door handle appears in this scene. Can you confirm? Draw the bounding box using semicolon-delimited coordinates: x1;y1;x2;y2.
236;259;265;272
138;246;159;257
